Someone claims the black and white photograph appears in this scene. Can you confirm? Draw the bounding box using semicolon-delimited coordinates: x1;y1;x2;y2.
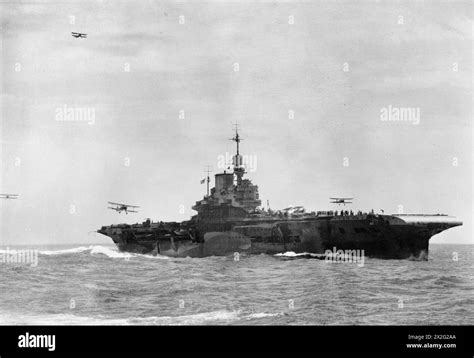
0;0;472;354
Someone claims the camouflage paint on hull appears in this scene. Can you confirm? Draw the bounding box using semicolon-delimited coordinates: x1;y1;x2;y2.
99;214;462;259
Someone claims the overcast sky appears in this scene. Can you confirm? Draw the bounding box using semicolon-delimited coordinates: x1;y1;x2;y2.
0;0;472;246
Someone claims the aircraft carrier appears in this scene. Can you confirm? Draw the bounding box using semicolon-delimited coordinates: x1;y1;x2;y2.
98;129;462;259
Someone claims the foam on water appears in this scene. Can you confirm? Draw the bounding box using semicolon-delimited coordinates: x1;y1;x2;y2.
89;245;132;259
0;312;128;325
89;245;169;260
128;310;241;325
40;246;92;255
0;310;284;325
275;251;307;257
37;245;169;260
275;251;323;258
246;312;283;319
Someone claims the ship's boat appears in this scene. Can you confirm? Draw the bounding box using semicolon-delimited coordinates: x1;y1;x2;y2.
98;129;462;260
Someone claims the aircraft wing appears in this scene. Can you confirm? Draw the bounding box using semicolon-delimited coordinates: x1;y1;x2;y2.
108;202;139;207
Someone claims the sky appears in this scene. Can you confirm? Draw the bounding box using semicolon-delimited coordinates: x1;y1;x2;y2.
0;0;472;245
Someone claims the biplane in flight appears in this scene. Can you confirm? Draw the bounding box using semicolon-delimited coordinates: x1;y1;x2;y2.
0;194;19;200
71;32;87;39
107;202;139;214
330;197;353;205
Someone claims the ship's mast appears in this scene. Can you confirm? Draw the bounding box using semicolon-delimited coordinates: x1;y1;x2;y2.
233;126;240;155
204;165;212;197
231;124;245;185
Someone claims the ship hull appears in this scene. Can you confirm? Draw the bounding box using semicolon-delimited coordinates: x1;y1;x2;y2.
99;214;461;260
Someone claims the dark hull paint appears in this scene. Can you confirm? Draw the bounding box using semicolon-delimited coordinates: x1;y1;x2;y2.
99;214;461;259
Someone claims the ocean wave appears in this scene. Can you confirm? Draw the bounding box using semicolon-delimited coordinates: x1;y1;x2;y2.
433;275;464;286
90;246;169;260
0;312;128;325
128;310;240;325
40;246;92;255
245;312;283;319
275;251;325;259
0;310;284;325
89;245;132;259
275;251;311;257
38;245;169;260
408;251;429;261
